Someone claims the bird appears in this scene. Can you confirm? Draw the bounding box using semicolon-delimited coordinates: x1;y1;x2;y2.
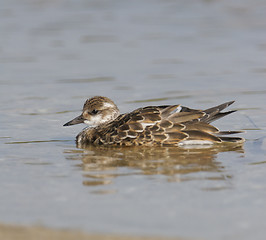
63;96;244;148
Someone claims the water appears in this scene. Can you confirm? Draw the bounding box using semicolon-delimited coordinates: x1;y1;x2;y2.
1;0;266;239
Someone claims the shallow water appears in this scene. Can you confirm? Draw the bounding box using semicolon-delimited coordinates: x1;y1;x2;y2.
1;0;266;239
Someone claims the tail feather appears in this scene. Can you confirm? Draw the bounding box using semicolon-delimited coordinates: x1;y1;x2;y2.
201;101;236;123
216;130;244;135
205;110;236;123
204;101;235;114
218;136;245;143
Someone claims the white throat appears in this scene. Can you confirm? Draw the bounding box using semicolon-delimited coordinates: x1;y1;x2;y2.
84;112;118;127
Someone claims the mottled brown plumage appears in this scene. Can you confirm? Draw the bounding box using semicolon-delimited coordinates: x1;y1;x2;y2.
63;96;244;148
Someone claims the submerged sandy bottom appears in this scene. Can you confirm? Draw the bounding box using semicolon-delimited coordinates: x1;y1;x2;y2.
0;223;183;240
1;0;266;240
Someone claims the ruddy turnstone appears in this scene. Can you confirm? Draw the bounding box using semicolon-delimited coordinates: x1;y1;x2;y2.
63;96;244;147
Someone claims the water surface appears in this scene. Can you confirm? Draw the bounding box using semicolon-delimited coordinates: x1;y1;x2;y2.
1;0;266;240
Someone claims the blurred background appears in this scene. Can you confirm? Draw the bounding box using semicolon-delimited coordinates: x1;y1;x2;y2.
1;0;266;240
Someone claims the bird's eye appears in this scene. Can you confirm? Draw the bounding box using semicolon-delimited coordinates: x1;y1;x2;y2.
91;109;99;114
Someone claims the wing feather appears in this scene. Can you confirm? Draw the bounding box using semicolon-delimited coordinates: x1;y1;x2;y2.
90;101;243;146
182;130;222;142
183;122;219;133
168;112;205;123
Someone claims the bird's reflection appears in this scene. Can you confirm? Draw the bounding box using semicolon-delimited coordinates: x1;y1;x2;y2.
64;144;244;189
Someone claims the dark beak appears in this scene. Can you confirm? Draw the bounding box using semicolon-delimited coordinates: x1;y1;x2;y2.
63;114;84;126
